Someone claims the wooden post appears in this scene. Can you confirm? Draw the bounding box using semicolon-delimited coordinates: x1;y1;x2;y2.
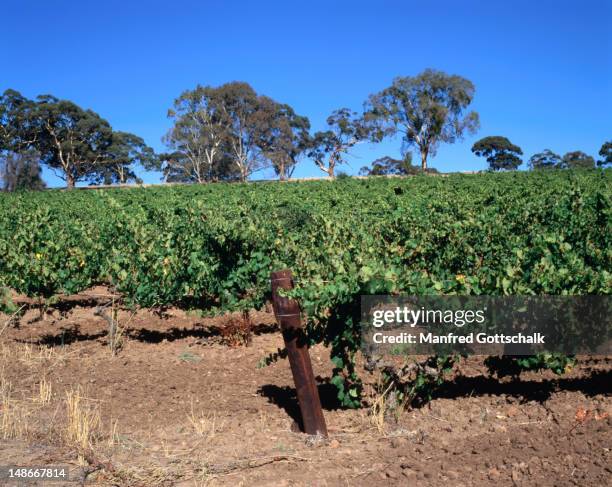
270;269;328;436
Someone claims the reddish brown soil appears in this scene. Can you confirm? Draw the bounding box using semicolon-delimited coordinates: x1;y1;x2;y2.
0;291;610;486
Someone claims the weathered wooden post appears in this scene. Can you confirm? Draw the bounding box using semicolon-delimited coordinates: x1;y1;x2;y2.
270;269;328;436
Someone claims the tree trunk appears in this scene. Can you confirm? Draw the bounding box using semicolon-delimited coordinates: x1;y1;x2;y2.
420;147;428;170
240;167;248;183
278;162;287;181
328;153;337;178
66;173;75;189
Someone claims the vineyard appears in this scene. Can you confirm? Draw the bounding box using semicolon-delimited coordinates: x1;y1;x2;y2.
1;170;610;407
2;0;610;483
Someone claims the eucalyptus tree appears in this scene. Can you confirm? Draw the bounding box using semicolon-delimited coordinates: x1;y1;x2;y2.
472;136;523;171
2;90;155;188
214;82;270;182
34;95;157;188
33;95;114;188
366;69;480;169
165;82;310;182
163;85;229;182
560;151;596;169
258;99;310;180
529;149;561;170
307;108;370;178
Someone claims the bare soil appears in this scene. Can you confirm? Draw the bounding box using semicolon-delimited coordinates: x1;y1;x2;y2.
0;289;610;486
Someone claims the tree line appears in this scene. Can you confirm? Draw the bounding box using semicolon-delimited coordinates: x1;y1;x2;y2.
470;136;610;171
0;90;157;190
1;69;610;191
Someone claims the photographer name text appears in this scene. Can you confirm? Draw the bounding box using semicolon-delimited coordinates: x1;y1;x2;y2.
371;331;545;345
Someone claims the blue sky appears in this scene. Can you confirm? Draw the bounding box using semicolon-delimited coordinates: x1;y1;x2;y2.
1;0;610;186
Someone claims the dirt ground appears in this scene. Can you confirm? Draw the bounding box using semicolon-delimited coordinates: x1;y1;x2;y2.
0;290;610;486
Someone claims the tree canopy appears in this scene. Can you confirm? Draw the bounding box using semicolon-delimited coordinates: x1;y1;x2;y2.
258;100;310;181
471;136;523;171
598;141;611;167
560;151;596;169
214;82;270;182
163;85;233;182
163;82;311;182
34;95;115;188
366;69;480;169
529;149;561;170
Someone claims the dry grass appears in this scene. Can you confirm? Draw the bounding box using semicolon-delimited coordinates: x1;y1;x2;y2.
187;400;225;438
369;389;389;434
35;377;53;405
108;418;120;447
64;387;102;456
0;341;120;475
7;343;70;369
367;375;407;434
257;409;271;433
0;375;32;439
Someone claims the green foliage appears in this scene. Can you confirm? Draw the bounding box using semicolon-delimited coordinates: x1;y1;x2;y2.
0;171;609;404
516;353;576;375
485;353;576;377
472;136;523;170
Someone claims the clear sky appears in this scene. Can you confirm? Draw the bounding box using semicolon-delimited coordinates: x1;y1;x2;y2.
1;0;610;186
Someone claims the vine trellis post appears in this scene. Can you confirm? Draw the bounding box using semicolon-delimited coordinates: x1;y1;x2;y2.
270;269;328;437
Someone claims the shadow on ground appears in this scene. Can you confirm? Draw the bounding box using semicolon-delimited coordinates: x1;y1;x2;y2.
259;369;611;428
15;321;278;346
258;380;343;431
429;369;611;403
